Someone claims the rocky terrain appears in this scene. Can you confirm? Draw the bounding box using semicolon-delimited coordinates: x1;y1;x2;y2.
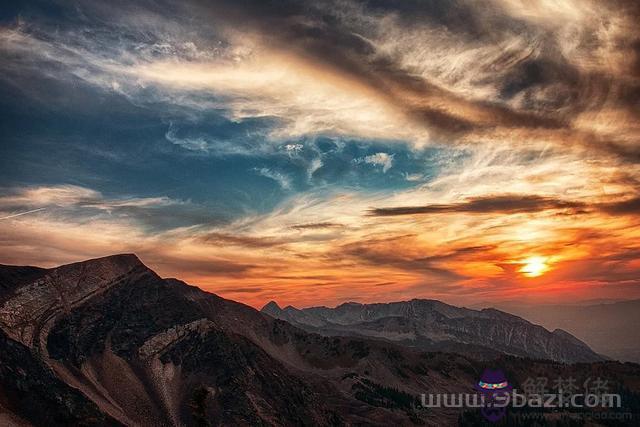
261;299;603;364
0;254;638;426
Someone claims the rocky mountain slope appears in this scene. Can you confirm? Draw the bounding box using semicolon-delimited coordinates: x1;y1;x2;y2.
261;299;603;363
0;255;341;425
0;255;476;425
0;255;638;426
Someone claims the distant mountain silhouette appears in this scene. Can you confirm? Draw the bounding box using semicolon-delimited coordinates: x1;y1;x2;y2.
1;255;638;426
261;299;603;364
492;300;640;363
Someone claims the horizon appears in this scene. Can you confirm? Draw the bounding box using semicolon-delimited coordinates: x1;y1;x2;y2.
3;252;640;311
2;0;640;310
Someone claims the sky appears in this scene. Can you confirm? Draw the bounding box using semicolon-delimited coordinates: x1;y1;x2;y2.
1;0;639;309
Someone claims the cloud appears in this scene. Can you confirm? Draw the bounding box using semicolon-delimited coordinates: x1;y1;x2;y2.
600;196;640;215
177;0;639;160
369;193;640;218
2;181;639;308
307;157;323;181
368;195;587;216
0;185;220;232
2;0;639;164
199;232;284;248
0;185;101;208
356;152;395;173
339;240;468;281
284;143;304;156
164;120;278;156
0;185;177;212
253;167;292;190
148;255;255;276
289;222;342;231
165;124;210;153
0;208;47;221
215;286;263;294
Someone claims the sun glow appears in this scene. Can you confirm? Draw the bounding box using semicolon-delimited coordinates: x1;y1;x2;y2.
519;256;549;277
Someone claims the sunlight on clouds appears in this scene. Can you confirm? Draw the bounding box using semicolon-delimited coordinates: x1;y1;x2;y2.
1;179;639;307
128;50;426;142
1;0;639;307
0;185;101;207
518;256;550;278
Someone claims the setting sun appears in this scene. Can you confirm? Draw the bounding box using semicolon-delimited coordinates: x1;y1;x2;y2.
519;256;549;277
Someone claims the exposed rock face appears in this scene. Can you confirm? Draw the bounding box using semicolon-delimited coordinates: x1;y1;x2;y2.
1;255;637;426
0;328;121;426
261;299;603;363
1;255;340;426
0;254;145;348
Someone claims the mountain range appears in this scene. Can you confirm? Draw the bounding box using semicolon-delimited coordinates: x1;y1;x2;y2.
1;254;638;426
260;300;603;364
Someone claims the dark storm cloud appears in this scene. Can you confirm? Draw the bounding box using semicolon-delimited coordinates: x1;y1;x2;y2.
368;195;586;217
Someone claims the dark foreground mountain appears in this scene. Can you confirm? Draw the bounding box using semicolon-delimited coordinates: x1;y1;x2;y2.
261;299;603;363
1;255;639;426
491;300;640;363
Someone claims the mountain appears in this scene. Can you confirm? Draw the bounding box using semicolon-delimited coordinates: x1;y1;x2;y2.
261;299;603;364
0;254;476;425
492;300;640;363
0;255;342;425
1;255;638;426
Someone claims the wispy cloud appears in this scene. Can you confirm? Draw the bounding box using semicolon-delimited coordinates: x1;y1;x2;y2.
357;152;394;173
368;195;586;216
2;0;638;162
0;185;215;232
0;207;46;220
254;167;292;190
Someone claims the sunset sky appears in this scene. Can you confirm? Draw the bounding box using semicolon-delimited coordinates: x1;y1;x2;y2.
1;0;639;309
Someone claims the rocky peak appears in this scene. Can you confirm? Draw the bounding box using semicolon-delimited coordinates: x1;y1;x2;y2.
261;300;282;315
0;253;152;348
54;253;146;273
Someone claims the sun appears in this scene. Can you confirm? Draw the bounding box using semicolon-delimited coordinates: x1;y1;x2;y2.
519;256;549;277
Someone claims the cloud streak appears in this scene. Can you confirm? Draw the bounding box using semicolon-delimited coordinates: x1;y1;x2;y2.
0;208;46;220
368;195;587;216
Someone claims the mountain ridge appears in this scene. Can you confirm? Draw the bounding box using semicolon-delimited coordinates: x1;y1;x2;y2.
261;298;602;364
